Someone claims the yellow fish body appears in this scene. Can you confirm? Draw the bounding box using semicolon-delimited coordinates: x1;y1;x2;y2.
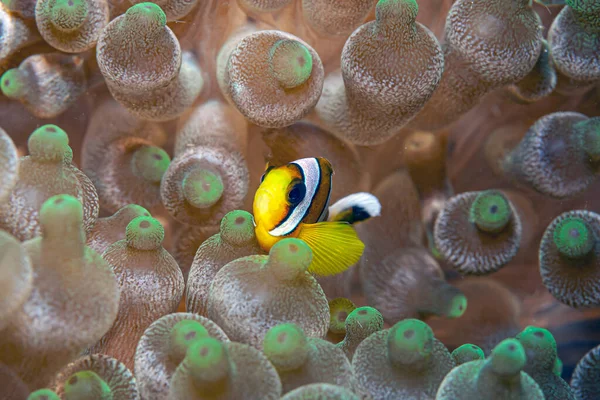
253;157;381;276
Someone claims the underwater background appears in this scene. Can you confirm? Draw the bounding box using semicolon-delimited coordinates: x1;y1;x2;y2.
1;0;600;398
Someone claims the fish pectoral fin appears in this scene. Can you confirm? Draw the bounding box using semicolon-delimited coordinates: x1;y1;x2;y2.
327;192;382;224
298;222;365;277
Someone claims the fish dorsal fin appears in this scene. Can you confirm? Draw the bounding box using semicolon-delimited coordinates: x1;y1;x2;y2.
328;192;382;224
298;222;364;276
260;162;276;183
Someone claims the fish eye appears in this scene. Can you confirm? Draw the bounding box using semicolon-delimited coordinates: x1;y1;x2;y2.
287;182;306;205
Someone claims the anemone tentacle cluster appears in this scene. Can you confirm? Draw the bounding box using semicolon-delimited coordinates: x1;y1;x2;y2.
1;0;600;397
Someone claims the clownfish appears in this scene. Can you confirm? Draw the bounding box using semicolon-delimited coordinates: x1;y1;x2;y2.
253;157;381;276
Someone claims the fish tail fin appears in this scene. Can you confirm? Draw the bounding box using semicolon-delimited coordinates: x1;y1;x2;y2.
327;192;382;224
298;222;365;276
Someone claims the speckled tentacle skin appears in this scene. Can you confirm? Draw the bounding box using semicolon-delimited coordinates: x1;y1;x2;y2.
0;5;41;63
186;210;263;316
434;190;522;275
336;306;384;362
89;216;184;371
128;0;198;21
135;313;229;400
315;0;444;146
409;0;543;131
363;247;466;324
0;230;32;331
2;0;36;18
35;0;109;53
452;344;485;365
52;354;138;399
175;100;248;156
507;39;557;104
281;383;360;400
86;204;151;256
0;53;87;118
81;99;169;214
516;326;575;400
0;195;119;389
207;239;329;350
549;0;600;85
0;126;18;204
403;130;453;255
108;51;204;121
502;112;599;199
219;29;324;128
168;339;282;400
539;210;600;308
0;125;99;241
353;319;455;399
357;171;424;292
571;344;600;399
161;101;249;226
301;0;374;36
172;224;219;280
436;339;545;400
263;323;354;394
96;3;181;93
216;22;257;102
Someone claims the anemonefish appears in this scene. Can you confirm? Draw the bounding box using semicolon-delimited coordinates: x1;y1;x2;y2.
253;157;381;276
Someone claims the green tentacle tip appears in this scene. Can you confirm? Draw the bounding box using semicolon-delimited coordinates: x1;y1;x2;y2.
182;167;224;209
576;118;600;163
553;216;595;259
125;2;167;28
220;210;255;246
387;319;434;366
268;238;313;278
28;124;71;162
489;339;526;377
263;323;309;370
187;337;230;384
0;69;27;99
553;357;563;376
346;306;384;332
469;190;512;234
376;0;419;20
329;297;356;335
452;344;484;365
447;293;468;318
49;0;89;32
125;215;164;250
131;145;171;183
27;389;61;400
269;39;313;89
40;194;83;226
516;326;557;367
169;319;210;364
63;371;111;400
